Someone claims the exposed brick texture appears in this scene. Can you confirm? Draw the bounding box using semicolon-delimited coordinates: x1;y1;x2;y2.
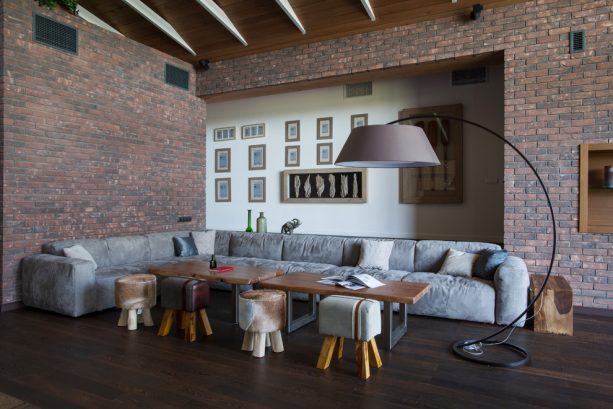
0;0;207;305
198;0;613;309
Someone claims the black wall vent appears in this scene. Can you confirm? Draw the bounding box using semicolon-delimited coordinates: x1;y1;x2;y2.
345;82;372;98
570;30;586;53
451;66;487;86
165;64;190;90
33;13;78;54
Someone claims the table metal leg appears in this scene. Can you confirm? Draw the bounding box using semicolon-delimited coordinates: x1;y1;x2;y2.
286;291;317;333
231;284;240;324
382;302;408;350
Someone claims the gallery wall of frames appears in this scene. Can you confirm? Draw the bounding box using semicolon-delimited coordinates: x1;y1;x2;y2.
206;68;505;242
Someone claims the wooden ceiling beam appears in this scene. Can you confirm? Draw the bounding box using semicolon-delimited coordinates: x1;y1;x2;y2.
360;0;376;21
275;0;306;34
120;0;196;55
77;5;124;36
194;0;248;46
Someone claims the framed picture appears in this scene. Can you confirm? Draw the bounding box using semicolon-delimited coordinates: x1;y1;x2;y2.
241;123;265;139
285;120;300;142
398;104;463;204
351;113;368;129
281;168;367;203
213;126;236;142
317;117;333;139
248;144;266;170
248;177;266;202
285;145;300;167
215;178;231;202
215;148;231;173
317;143;333;165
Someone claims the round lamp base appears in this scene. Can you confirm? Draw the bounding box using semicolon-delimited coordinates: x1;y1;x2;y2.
452;340;530;368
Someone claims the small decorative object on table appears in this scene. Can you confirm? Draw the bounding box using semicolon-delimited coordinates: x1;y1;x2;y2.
256;212;267;233
245;209;253;232
209;254;217;269
281;218;301;234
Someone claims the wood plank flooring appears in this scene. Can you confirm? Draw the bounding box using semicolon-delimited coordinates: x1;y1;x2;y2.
0;290;612;409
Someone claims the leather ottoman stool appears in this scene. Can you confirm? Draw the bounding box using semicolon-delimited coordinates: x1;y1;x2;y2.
317;296;382;379
115;274;157;331
238;290;286;358
158;277;213;342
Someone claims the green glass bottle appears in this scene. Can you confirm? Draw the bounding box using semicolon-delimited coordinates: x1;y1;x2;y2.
245;209;253;232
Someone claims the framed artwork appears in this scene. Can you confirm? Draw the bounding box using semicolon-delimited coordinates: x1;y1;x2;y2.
398;104;463;204
215;178;231;202
214;148;231;173
285;145;300;167
241;123;265;139
317;117;333;139
285;120;300;142
248;177;266;202
317;143;333;165
248;144;266;170
213;126;236;142
281;168;367;203
351;113;368;129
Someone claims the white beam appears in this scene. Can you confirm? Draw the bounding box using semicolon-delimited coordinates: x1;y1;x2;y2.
194;0;247;46
360;0;376;21
77;6;124;36
275;0;305;34
120;0;196;55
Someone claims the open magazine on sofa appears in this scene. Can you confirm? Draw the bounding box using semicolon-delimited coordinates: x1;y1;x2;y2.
317;274;385;290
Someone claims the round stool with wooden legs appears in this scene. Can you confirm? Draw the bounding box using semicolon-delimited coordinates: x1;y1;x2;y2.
115;274;157;331
238;290;286;358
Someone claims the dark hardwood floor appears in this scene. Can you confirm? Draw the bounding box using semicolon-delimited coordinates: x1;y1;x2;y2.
1;291;612;409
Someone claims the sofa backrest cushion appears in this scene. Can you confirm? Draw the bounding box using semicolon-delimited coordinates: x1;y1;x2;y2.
147;231;189;260
229;232;283;260
107;235;150;266
342;238;416;271
42;238;111;269
414;240;501;272
215;230;232;256
282;234;345;265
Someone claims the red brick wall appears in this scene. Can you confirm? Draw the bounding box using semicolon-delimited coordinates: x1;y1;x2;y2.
0;0;207;305
198;0;613;309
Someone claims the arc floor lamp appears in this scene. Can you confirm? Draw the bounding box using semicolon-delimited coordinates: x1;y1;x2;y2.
335;114;557;368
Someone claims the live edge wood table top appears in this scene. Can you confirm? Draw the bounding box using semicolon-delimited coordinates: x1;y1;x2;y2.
259;272;431;304
149;261;284;285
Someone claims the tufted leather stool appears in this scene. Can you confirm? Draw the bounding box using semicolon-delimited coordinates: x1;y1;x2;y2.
158;277;213;342
238;290;286;358
115;274;157;331
317;296;382;379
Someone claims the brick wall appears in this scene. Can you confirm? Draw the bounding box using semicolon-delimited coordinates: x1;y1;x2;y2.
0;0;207;305
198;0;613;309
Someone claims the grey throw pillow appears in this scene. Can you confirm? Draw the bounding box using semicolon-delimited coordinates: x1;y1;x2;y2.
473;249;508;280
63;245;98;269
438;249;478;278
357;240;394;270
190;230;216;255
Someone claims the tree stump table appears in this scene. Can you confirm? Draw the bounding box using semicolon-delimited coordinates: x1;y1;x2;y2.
530;275;573;336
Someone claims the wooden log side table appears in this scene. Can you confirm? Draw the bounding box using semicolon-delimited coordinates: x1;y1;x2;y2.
530;275;573;336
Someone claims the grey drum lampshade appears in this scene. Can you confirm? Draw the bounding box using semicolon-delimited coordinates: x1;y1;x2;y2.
334;124;441;168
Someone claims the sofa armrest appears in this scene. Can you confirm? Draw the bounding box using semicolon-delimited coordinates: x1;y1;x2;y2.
493;256;530;327
22;254;97;317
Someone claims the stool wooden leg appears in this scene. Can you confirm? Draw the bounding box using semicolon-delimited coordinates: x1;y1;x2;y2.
242;331;254;351
270;330;284;353
266;333;271;347
127;309;138;331
178;311;186;330
184;312;196;342
158;309;175;336
316;336;338;370
253;332;266;358
117;309;128;327
356;341;370;379
368;338;382;368
142;308;154;327
336;337;344;360
198;309;213;336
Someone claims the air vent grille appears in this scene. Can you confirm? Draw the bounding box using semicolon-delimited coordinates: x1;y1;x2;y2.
165;64;190;90
33;13;78;54
451;67;487;86
570;30;585;53
345;82;372;98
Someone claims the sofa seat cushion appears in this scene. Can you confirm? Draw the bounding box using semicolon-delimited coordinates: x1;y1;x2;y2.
403;272;495;323
282;234;345;265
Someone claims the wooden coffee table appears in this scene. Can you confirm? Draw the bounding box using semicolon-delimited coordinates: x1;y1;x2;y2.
149;261;284;324
259;272;431;350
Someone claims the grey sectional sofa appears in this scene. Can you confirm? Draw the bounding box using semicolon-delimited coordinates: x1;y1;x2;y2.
21;230;529;327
